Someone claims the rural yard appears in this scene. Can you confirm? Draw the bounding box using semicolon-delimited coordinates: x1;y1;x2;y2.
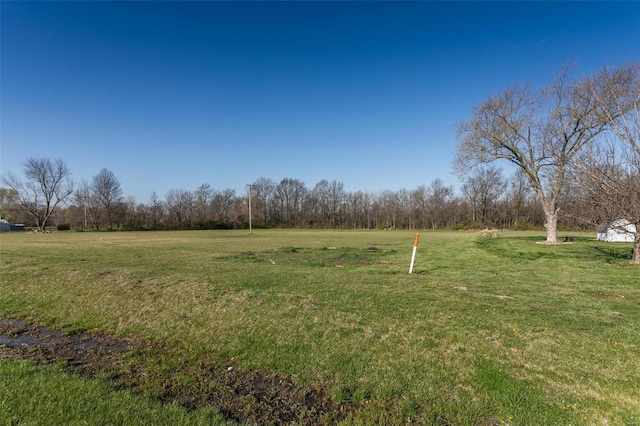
2;2;638;424
1;229;638;425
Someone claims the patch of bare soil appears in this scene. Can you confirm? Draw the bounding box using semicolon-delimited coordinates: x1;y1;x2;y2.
591;292;626;300
156;364;346;424
0;319;132;374
0;319;350;425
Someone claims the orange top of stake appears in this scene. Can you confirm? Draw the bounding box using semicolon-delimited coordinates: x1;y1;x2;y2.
413;233;420;247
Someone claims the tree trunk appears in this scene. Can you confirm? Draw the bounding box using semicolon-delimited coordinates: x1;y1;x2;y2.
632;235;640;265
543;207;559;244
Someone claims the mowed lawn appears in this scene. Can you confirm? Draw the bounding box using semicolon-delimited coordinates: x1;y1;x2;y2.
0;229;638;425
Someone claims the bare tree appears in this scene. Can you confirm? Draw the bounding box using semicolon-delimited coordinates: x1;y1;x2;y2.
92;169;123;230
1;158;73;230
461;166;506;226
0;188;17;223
396;189;411;229
572;142;640;263
501;170;540;228
376;190;401;229
74;179;102;230
165;188;193;228
599;64;640;263
147;191;165;230
410;185;429;229
328;180;345;228
426;178;454;229
212;189;236;224
251;177;276;227
307;181;327;227
344;190;373;229
570;64;640;262
121;196;147;231
193;183;214;222
274;178;307;225
455;64;636;243
308;179;344;228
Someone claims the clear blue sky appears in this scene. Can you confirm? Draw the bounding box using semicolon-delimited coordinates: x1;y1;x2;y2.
1;1;638;202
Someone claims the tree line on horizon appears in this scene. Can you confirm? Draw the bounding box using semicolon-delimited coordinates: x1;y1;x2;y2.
1;168;547;232
0;164;613;234
2;63;638;261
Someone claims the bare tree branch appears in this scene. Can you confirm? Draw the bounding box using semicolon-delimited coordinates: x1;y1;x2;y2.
1;158;73;230
454;63;638;244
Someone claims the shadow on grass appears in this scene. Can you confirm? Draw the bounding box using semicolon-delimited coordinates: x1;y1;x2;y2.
220;246;399;268
475;237;562;261
588;245;634;264
509;235;593;244
410;266;447;275
476;235;633;264
473;358;574;424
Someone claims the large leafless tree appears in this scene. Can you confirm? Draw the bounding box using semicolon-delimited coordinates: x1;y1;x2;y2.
455;64;637;243
571;64;640;263
572;143;639;263
91;169;123;230
600;64;640;263
1;158;73;230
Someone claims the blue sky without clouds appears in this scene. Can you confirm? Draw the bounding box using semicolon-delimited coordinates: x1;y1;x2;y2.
1;1;638;201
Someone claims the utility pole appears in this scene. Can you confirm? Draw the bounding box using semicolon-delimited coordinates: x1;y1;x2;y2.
246;184;253;235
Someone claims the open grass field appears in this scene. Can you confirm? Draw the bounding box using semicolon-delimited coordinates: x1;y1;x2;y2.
1;229;638;425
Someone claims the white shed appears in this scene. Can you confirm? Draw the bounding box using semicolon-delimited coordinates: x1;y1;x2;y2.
596;219;636;242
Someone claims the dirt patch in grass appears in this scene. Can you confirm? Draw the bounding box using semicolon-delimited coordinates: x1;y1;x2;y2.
0;319;132;371
591;292;626;300
0;319;349;425
156;365;345;424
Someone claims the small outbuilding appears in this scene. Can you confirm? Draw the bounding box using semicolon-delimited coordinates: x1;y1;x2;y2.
0;219;25;232
596;219;636;243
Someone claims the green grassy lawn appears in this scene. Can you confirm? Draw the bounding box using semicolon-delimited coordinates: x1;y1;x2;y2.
0;359;231;426
1;230;638;425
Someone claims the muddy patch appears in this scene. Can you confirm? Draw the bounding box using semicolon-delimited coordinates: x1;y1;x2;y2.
0;319;349;425
0;319;131;373
157;365;346;424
